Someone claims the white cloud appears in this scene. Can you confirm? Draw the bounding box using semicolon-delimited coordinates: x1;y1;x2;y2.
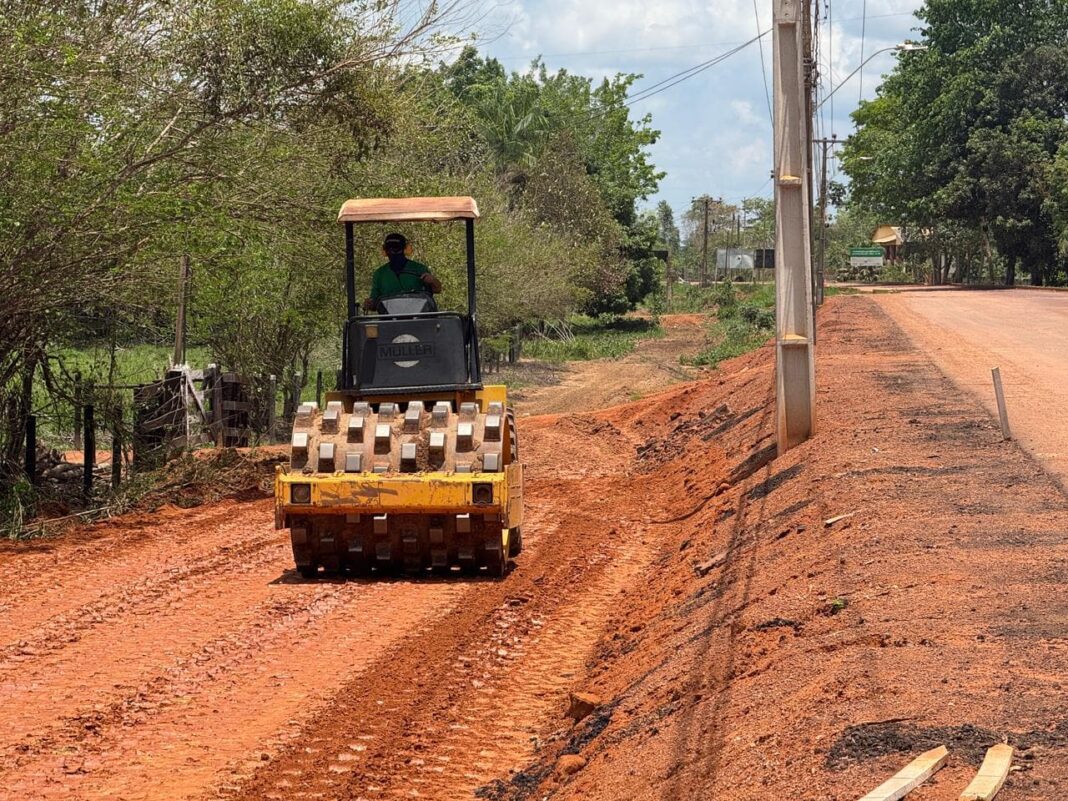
479;0;924;212
729;99;761;127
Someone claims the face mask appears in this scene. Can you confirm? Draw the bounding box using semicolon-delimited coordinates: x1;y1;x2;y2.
387;250;407;269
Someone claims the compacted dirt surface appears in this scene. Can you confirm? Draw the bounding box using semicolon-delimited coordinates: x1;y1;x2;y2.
513;313;705;416
1;296;1066;800
878;288;1068;487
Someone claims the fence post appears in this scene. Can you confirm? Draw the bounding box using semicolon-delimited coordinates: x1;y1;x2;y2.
267;375;277;441
111;424;122;489
84;404;95;500
316;370;323;408
25;414;37;485
291;372;302;415
73;371;83;449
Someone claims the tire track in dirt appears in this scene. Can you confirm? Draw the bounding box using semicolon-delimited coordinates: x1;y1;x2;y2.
361;507;655;799
2;575;467;800
0;503;467;800
0;351;693;801
0;505;287;756
0;501;266;643
0;512;277;664
219;454;668;801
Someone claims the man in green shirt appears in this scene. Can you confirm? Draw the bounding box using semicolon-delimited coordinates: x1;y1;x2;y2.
362;232;442;311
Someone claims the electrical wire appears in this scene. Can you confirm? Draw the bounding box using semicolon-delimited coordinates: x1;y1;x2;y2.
753;0;773;124
493;39;750;61
858;0;868;101
824;0;833;143
619;31;770;109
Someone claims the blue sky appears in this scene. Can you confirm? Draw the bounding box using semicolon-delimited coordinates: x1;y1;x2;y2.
478;0;924;218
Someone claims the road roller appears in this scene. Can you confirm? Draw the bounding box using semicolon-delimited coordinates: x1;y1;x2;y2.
274;197;523;578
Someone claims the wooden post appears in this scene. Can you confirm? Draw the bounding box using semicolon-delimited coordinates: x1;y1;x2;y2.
773;0;817;454
316;370;323;408
73;371;83;449
666;250;674;310
83;404;95;500
992;367;1011;440
700;197;710;287
210;364;224;445
267;374;277;441
173;254;191;367
291;372;302;414
111;426;122;489
25;414;37;485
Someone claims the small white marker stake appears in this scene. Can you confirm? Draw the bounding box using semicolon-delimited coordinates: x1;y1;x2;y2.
991;368;1011;441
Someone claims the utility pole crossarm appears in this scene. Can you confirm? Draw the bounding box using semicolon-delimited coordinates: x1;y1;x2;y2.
773;0;817;453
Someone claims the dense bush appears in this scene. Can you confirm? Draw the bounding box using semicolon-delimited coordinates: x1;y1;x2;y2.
0;2;664;501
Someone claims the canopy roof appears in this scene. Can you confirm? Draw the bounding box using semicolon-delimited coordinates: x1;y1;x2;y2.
871;225;904;245
337;196;479;224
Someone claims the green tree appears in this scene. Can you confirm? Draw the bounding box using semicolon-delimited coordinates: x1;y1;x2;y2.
656;201;681;253
841;0;1068;285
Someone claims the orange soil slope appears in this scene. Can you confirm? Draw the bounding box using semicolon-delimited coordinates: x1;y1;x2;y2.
479;296;1068;801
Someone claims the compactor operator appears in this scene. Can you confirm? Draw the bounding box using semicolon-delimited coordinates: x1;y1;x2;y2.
362;232;442;311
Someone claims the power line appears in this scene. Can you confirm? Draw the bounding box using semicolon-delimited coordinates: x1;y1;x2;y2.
838;10;913;23
616;31;769;110
753;0;773;124
858;0;868;101
828;0;834;141
493;40;750;61
492;12;915;63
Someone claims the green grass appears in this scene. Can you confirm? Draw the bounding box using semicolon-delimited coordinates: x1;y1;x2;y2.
53;343;210;386
29;344;212;445
666;280;777;312
825;285;860;297
683;279;776;368
520;315;663;362
680;280;856;370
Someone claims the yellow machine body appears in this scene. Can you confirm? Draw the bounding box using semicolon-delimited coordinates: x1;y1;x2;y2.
274;384;524;577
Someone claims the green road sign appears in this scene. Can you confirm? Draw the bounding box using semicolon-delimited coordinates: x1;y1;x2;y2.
849;247;884;257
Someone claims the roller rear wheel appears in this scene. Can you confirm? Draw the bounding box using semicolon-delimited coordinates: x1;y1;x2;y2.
485;530;510;579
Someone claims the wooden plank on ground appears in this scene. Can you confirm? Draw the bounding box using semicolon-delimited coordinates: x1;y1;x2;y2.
857;745;949;801
959;744;1012;801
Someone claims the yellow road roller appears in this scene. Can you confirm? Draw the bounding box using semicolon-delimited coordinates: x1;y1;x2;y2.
274;197;523;578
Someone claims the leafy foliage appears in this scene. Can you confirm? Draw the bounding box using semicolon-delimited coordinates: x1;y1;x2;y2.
841;0;1068;285
684;280;775;368
0;3;666;497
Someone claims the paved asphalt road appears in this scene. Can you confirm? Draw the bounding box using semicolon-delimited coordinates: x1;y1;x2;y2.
877;288;1068;489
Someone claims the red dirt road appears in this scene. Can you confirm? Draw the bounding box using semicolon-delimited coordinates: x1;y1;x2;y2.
0;415;669;799
878;289;1068;486
2;296;1066;800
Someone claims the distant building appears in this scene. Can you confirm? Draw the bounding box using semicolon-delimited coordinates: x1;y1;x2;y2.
871;225;905;263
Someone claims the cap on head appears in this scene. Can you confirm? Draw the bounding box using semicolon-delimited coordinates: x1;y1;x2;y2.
383;232;407;251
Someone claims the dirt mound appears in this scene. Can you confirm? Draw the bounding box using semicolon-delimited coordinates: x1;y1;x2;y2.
479;296;1068;801
132;447;284;511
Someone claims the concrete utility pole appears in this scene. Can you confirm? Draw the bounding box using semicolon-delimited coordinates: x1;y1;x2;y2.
813;135;841;307
773;0;817;453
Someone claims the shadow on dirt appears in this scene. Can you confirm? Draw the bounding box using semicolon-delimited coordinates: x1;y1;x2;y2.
826;718;1068;768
